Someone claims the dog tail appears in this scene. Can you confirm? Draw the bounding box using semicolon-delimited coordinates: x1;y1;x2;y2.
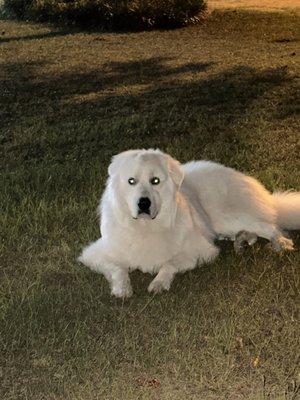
272;191;300;230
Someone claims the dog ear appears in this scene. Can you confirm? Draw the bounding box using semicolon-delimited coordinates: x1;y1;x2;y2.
166;155;184;188
108;150;140;177
108;153;124;177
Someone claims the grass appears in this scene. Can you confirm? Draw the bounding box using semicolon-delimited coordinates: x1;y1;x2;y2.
209;1;300;12
1;7;300;400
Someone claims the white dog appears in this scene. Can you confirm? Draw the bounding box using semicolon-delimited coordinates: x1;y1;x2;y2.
78;149;300;297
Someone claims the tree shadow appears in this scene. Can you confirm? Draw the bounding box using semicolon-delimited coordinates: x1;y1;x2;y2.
1;57;215;102
104;58;215;79
276;86;299;120
0;56;293;178
0;29;75;44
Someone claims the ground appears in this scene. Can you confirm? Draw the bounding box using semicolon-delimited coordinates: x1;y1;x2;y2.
210;1;300;12
0;2;300;400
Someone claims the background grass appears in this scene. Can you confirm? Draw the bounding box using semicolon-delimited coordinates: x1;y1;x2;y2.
0;7;300;400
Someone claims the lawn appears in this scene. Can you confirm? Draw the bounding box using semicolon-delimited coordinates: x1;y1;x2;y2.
0;7;300;400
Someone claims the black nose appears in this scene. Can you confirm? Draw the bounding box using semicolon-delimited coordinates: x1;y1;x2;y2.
138;197;151;211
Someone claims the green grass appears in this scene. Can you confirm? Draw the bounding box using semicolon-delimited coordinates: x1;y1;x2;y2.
1;9;300;400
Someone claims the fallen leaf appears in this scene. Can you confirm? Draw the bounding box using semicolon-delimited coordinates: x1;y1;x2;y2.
252;356;260;368
136;376;161;388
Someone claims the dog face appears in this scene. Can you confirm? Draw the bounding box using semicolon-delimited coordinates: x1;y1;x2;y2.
108;149;184;221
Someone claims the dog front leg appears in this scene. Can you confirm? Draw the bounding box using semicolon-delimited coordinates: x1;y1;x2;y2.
148;264;177;294
78;240;132;298
87;258;132;299
109;265;132;298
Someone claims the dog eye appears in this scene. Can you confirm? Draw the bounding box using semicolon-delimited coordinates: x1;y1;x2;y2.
151;177;160;185
128;177;136;185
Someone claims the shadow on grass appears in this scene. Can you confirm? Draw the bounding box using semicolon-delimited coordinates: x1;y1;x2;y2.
0;29;75;44
1;57;292;171
1;57;215;104
276;85;300;119
1;52;299;400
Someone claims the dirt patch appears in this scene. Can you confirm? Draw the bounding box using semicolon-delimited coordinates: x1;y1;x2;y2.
209;0;300;12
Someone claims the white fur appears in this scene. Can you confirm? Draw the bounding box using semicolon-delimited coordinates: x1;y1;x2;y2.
272;191;300;230
78;149;299;297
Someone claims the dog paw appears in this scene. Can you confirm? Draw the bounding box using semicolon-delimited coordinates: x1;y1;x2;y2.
148;279;170;294
234;230;258;253
271;236;294;252
77;254;88;266
111;284;133;298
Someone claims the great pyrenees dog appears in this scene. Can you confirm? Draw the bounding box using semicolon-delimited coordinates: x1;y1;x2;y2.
78;149;300;298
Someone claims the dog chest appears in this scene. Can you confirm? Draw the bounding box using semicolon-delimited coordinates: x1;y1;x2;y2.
106;226;183;271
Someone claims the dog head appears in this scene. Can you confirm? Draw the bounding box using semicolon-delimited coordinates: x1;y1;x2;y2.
107;149;184;223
